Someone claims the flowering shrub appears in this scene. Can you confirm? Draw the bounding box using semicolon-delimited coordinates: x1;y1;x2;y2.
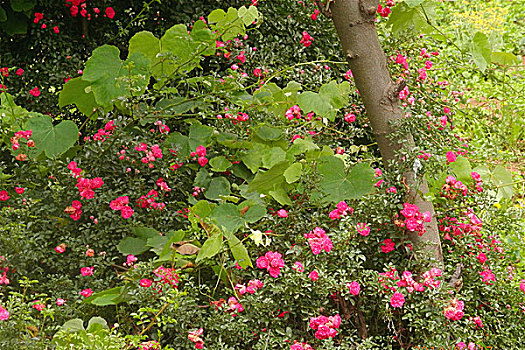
0;1;524;350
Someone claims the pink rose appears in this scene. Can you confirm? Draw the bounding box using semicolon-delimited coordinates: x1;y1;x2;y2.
390;292;405;308
308;270;319;281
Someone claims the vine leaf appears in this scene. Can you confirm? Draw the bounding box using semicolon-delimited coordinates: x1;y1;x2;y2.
25;115;79;158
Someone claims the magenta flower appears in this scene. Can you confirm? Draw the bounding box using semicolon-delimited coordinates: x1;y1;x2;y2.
390;292;405;308
304;227;332;255
356;223;370;237
256;251;285;278
347;281;361;296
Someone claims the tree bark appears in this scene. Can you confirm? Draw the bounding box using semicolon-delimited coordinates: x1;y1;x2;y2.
330;0;443;265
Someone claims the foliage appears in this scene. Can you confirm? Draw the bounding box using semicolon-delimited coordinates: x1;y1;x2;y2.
0;1;524;350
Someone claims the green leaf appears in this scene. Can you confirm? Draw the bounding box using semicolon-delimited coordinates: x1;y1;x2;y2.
210;156;232;172
319;81;351;111
387;2;433;36
194;168;212;188
131;227;159;240
262;147;287;169
117;237;148;256
318;157;375;203
211;203;244;233
120;52;151;96
205;177;231;200
242;202;266;222
159;22;215;76
196;232;223;262
90;294;120;306
188;123;214;150
10;0;36;12
82;287;124;306
208;9;226;24
146;236;167;253
238;5;259;26
242;148;263;173
159;230;186;259
61;319;85;333
25;115;79;158
471;32;492;72
268;185;292;205
0;7;7;22
59;77;99;116
284;163;302;183
82;45;124;107
87;317;108;332
164;132;190;157
255;125;282;141
1;9;27;35
493;165;513;200
450;155;472;184
211;202;265;233
491;52;520;66
224;231;252;268
288;138;319;155
248;161;289;193
297;91;332;118
404;0;425;7
128;31;161;64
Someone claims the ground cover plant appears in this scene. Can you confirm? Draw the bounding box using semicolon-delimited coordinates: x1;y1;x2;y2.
0;0;524;349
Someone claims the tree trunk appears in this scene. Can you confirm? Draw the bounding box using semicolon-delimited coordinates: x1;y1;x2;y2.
330;0;443;265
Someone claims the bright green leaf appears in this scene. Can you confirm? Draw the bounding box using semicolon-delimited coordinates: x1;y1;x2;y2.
471;32;492;72
210;156;232;172
196;232;223;262
25;115;79;158
284;163;302;183
61;319;85;333
59;77;98;116
117;237;148;256
205;177;231;200
318;157;375;203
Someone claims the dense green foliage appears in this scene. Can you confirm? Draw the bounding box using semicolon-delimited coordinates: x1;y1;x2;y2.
0;1;524;349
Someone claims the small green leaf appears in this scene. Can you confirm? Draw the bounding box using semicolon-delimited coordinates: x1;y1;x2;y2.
117;237;148;256
404;0;425;7
224;231;252;268
284;163;302;183
196;233;223;262
61;319;85;333
87;317;108;332
471;32;492;72
450;155;472;184
493;165;513;200
205;177;231;200
210;156;232;172
255;125;282;141
491;52;520;66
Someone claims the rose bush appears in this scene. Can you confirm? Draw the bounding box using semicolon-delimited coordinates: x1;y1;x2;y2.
0;1;524;349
